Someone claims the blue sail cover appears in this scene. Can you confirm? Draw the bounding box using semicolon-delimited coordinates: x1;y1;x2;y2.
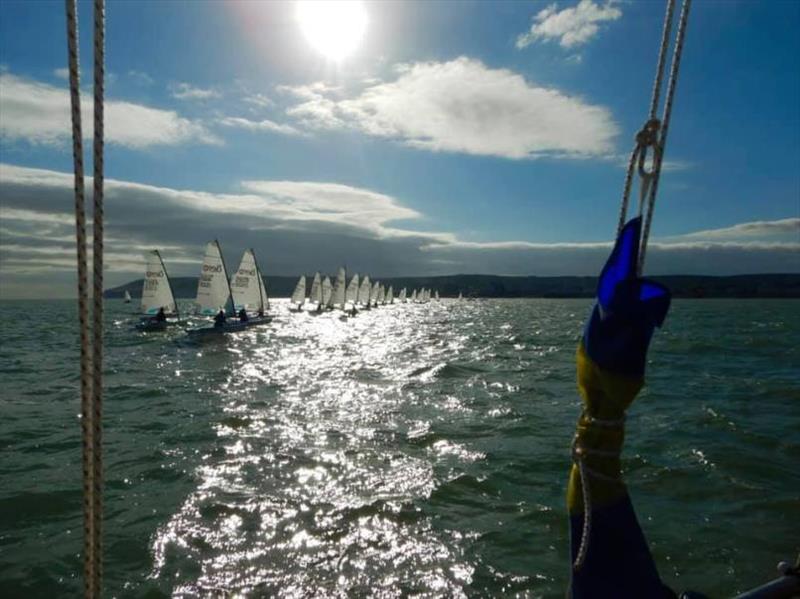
569;216;674;598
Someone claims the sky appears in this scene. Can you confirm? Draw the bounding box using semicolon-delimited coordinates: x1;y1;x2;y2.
0;0;798;299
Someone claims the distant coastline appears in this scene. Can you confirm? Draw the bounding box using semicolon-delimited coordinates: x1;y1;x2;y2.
105;273;800;299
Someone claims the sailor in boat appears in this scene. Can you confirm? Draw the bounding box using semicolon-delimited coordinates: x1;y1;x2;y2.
238;307;249;322
214;309;226;328
154;307;167;323
257;307;264;318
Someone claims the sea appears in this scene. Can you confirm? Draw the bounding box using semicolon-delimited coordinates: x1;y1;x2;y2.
1;298;798;598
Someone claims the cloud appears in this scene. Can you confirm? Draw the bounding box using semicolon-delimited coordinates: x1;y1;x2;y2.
170;82;221;100
676;218;800;241
1;164;796;298
217;116;303;137
53;67;69;80
242;93;273;108
0;72;220;148
284;57;618;159
517;0;622;49
128;70;154;86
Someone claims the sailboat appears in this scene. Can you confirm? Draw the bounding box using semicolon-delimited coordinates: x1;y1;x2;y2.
377;284;385;305
230;248;271;325
435;290;440;301
410;289;417;303
458;291;463;301
398;288;406;303
370;281;380;308
345;273;359;315
332;266;346;311
358;275;371;310
188;240;238;336
124;290;132;303
136;249;179;331
289;275;306;312
386;286;394;304
307;271;323;312
322;276;333;310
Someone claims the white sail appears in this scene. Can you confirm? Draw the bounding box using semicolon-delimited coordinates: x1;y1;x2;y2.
386;286;394;304
196;240;234;316
231;249;263;313
291;276;306;305
358;275;371;305
309;272;323;306
332;266;346;309
399;288;406;302
322;276;333;307
411;289;417;302
256;256;270;312
377;284;385;304
141;249;178;316
124;290;131;303
371;281;380;306
458;292;463;301
345;273;360;305
435;290;440;301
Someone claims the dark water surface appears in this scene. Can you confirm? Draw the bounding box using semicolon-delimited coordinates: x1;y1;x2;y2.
1;299;798;597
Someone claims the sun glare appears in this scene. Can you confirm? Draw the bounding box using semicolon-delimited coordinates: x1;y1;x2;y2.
296;0;367;61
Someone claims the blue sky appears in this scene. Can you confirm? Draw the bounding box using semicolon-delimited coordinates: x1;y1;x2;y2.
0;0;798;298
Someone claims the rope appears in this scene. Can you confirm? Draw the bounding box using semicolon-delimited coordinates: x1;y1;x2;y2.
638;0;692;273
91;0;105;593
65;1;105;595
64;1;95;595
616;0;691;276
571;413;626;570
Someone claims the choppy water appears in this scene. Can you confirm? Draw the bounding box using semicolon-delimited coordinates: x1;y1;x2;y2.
1;298;798;598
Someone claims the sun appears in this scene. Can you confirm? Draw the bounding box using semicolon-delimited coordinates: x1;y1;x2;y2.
296;0;368;61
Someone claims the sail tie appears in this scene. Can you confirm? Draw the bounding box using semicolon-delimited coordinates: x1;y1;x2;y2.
571;412;626;570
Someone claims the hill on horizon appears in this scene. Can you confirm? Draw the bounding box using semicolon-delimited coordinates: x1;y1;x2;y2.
105;273;800;299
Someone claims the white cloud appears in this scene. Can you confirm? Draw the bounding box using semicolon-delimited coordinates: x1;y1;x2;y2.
285;57;618;159
170;82;221;100
217;116;303;137
242;93;273;108
517;0;622;49
0;72;220;148
1;164;796;298
675;218;800;241
53;67;69;80
128;70;154;86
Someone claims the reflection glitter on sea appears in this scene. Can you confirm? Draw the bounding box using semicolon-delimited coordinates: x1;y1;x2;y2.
150;300;478;596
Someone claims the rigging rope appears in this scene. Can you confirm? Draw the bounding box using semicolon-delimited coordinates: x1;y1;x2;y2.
64;1;95;594
574;0;691;571
615;0;691;275
91;0;105;591
65;0;105;595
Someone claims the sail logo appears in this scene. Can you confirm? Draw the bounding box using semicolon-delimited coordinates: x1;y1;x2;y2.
146;270;163;278
203;264;222;273
238;268;256;276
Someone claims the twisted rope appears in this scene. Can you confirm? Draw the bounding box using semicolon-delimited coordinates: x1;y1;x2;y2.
91;0;105;592
571;413;626;570
638;0;692;273
64;1;95;595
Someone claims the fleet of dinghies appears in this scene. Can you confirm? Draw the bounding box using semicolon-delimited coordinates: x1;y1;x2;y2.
136;242;445;334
